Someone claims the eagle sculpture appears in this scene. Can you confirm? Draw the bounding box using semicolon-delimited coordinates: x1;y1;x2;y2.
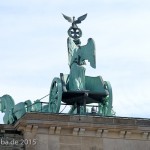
62;13;87;28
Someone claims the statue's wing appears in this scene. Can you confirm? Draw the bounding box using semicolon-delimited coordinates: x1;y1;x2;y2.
67;37;79;67
79;38;96;68
62;14;73;23
75;13;87;24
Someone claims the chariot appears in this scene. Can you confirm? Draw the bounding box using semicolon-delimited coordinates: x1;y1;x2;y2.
49;73;113;115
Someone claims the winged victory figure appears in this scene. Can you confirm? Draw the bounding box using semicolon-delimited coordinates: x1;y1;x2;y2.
62;13;96;91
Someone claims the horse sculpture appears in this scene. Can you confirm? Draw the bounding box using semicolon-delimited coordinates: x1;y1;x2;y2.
0;95;32;124
0;95;15;124
0;94;49;124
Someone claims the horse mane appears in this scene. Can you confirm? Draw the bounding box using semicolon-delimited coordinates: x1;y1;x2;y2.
0;94;15;112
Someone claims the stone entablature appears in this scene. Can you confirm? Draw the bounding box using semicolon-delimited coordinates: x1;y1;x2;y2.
1;113;150;150
15;113;150;140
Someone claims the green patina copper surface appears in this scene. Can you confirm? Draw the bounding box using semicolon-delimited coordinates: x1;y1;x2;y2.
0;95;33;124
0;95;50;124
49;78;62;113
67;37;96;90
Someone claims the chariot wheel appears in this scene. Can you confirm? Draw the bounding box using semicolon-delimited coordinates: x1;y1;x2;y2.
49;78;62;113
104;81;113;115
98;81;113;116
68;27;82;40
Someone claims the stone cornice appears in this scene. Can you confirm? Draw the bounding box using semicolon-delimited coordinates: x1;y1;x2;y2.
14;113;150;140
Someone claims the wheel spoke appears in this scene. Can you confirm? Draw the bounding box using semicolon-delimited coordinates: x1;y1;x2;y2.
49;78;62;113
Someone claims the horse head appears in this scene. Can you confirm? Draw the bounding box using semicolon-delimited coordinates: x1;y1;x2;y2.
0;97;3;112
0;94;15;113
32;99;42;112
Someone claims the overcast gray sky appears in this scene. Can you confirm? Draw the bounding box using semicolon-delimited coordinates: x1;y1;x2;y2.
0;0;150;123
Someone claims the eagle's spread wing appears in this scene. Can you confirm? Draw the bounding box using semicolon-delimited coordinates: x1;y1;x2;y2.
75;13;87;24
79;38;96;69
62;14;73;23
